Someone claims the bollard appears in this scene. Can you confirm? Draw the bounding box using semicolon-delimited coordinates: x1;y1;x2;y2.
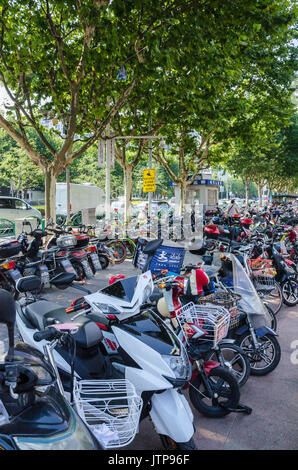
169;210;173;240
157;210;161;239
114;208;119;239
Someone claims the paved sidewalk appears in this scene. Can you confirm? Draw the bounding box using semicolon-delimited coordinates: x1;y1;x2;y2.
0;254;297;450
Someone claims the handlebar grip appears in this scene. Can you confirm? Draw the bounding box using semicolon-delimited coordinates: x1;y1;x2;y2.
33;327;60;342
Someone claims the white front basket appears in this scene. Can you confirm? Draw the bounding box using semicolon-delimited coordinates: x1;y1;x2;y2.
73;379;143;449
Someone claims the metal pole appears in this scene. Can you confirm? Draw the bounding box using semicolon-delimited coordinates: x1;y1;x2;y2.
148;116;152;220
105;97;111;222
66;165;70;224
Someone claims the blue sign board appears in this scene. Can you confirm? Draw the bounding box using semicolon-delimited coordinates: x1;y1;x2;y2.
149;245;185;274
170;178;223;187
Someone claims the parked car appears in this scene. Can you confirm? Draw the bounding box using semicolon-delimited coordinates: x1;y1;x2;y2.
0;197;42;222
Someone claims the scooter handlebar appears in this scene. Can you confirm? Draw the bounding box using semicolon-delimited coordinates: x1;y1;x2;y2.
33;328;62;342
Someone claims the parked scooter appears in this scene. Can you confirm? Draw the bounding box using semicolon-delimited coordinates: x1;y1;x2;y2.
0;287;101;450
45;225;94;281
152;270;251;389
216;254;281;375
15;272;198;449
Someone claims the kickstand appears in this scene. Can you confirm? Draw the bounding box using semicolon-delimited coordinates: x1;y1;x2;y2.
220;403;253;415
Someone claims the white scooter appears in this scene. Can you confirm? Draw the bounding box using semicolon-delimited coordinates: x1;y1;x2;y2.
15;273;197;450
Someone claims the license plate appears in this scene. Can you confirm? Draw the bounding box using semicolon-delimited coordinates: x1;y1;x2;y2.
91;253;102;271
60;259;76;274
39;265;50;288
82;260;93;279
9;269;22;281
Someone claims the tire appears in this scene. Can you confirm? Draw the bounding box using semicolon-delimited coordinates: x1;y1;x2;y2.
281;276;298;306
160;435;197;450
259;281;283;315
205;343;251;387
98;255;109;270
106;240;127;264
188;366;240;417
236;332;281;376
264;304;277;332
71;260;86;282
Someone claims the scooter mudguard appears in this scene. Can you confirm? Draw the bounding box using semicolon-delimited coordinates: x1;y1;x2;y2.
255;326;278;338
235;325;278;338
149;389;194;443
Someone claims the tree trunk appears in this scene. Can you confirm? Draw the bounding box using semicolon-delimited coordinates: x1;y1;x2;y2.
179;180;187;216
244;179;249;209
45;167;57;225
124;166;133;224
257;183;263;208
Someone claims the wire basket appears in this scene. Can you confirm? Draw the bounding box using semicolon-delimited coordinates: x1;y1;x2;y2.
253;275;276;293
229;306;242;329
197;291;242;309
176;302;230;347
73;379;143;449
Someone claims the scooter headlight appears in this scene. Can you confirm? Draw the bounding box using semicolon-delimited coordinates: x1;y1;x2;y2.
142;285;153;303
93;303;122;315
163;345;191;382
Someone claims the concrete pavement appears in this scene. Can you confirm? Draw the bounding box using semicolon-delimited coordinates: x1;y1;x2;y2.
0;254;297;450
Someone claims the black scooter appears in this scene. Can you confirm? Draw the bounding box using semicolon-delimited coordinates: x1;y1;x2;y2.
0;287;101;450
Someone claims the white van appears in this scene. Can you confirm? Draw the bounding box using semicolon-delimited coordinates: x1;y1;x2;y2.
56;183;105;217
0;197;42;222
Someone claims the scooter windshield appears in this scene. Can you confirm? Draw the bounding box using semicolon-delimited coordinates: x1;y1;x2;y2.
228;254;272;328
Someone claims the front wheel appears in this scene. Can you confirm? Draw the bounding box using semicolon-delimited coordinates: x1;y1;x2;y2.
159;435;197;450
281;276;298;306
188;366;240;417
236;332;281;376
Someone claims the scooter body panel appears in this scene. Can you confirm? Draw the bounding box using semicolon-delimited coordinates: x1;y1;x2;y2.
149;389;194;442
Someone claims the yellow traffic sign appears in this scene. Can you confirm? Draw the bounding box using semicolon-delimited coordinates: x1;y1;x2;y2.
143;169;156;192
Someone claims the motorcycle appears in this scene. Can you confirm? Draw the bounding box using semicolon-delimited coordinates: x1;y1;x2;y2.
0;287;101;450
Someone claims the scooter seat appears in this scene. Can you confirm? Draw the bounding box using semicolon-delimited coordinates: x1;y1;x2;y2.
143;238;163;254
24;301;70;331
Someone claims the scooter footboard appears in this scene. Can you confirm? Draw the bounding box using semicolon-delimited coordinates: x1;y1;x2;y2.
149;389;194;443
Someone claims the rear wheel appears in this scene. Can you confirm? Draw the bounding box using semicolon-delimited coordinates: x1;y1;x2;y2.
264;304;277;331
98;255;109;270
71;260;86;282
205;343;251;387
257;281;283;315
106;240;127;264
122;239;136;259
